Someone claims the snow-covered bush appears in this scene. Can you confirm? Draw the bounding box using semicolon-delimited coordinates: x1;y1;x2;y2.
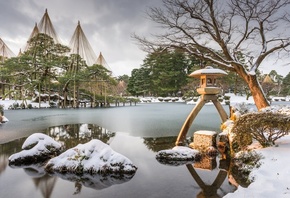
222;104;290;154
231;112;290;150
230;102;255;121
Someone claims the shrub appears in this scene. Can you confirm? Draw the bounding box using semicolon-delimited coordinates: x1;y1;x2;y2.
27;104;33;109
231;112;290;151
224;95;231;100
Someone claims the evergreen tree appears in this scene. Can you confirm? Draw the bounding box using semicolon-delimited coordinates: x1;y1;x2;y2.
281;72;290;96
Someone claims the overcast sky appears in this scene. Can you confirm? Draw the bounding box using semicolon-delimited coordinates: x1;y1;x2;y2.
0;0;163;76
1;0;290;77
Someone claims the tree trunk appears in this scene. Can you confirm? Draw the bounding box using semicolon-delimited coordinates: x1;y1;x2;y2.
62;80;71;109
233;65;270;110
245;74;270;110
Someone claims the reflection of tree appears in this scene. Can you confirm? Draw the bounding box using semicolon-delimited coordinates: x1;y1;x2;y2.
73;181;82;195
0;138;26;175
143;136;177;152
46;123;115;149
0;155;8;175
9;163;58;198
32;174;57;198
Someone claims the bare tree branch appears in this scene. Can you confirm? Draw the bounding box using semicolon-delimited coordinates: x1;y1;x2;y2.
133;0;290;109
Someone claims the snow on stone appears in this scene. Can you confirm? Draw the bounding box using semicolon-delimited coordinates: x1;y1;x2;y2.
189;66;227;77
195;130;216;136
9;133;62;165
21;133;61;150
156;146;201;162
45;139;137;174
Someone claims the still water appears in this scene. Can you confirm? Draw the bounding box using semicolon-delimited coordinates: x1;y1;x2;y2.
0;103;237;198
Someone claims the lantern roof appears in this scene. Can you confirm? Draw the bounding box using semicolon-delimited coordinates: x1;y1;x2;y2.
189;66;227;78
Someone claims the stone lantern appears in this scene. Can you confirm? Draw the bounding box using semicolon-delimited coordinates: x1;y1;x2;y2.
175;66;228;146
189;66;227;95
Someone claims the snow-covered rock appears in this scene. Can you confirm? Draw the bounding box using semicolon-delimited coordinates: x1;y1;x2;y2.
9;133;62;165
156;146;201;166
45;139;137;175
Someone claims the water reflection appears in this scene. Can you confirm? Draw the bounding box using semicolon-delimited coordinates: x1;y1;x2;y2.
143;136;178;152
187;157;233;198
154;146;263;198
1;124;138;197
0;122;260;197
50;171;135;192
155;147;237;197
46;123;116;149
17;164;56;198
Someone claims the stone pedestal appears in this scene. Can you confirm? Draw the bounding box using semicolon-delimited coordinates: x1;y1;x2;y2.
190;130;217;152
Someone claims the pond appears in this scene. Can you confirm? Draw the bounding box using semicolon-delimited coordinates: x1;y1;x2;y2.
1;102;241;197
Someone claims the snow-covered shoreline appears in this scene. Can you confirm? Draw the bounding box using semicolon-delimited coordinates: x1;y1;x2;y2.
1;93;290;110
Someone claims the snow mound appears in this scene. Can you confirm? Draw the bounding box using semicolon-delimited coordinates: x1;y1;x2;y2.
45;139;137;175
156;146;201;166
9;133;62;166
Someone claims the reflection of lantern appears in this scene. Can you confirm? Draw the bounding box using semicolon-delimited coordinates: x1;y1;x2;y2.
176;66;228;146
189;66;227;95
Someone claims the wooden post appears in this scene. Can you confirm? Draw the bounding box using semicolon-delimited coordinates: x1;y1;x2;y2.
175;94;228;146
212;99;228;122
175;98;206;145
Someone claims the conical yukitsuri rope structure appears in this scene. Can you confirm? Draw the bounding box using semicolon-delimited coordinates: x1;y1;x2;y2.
24;9;60;52
96;52;112;74
0;38;15;62
38;9;60;44
68;21;97;66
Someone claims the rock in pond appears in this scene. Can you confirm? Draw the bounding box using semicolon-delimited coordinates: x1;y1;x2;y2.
45;139;137;175
9;133;62;166
156;146;201;166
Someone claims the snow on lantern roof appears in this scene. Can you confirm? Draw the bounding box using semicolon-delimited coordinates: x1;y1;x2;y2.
189;66;227;78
